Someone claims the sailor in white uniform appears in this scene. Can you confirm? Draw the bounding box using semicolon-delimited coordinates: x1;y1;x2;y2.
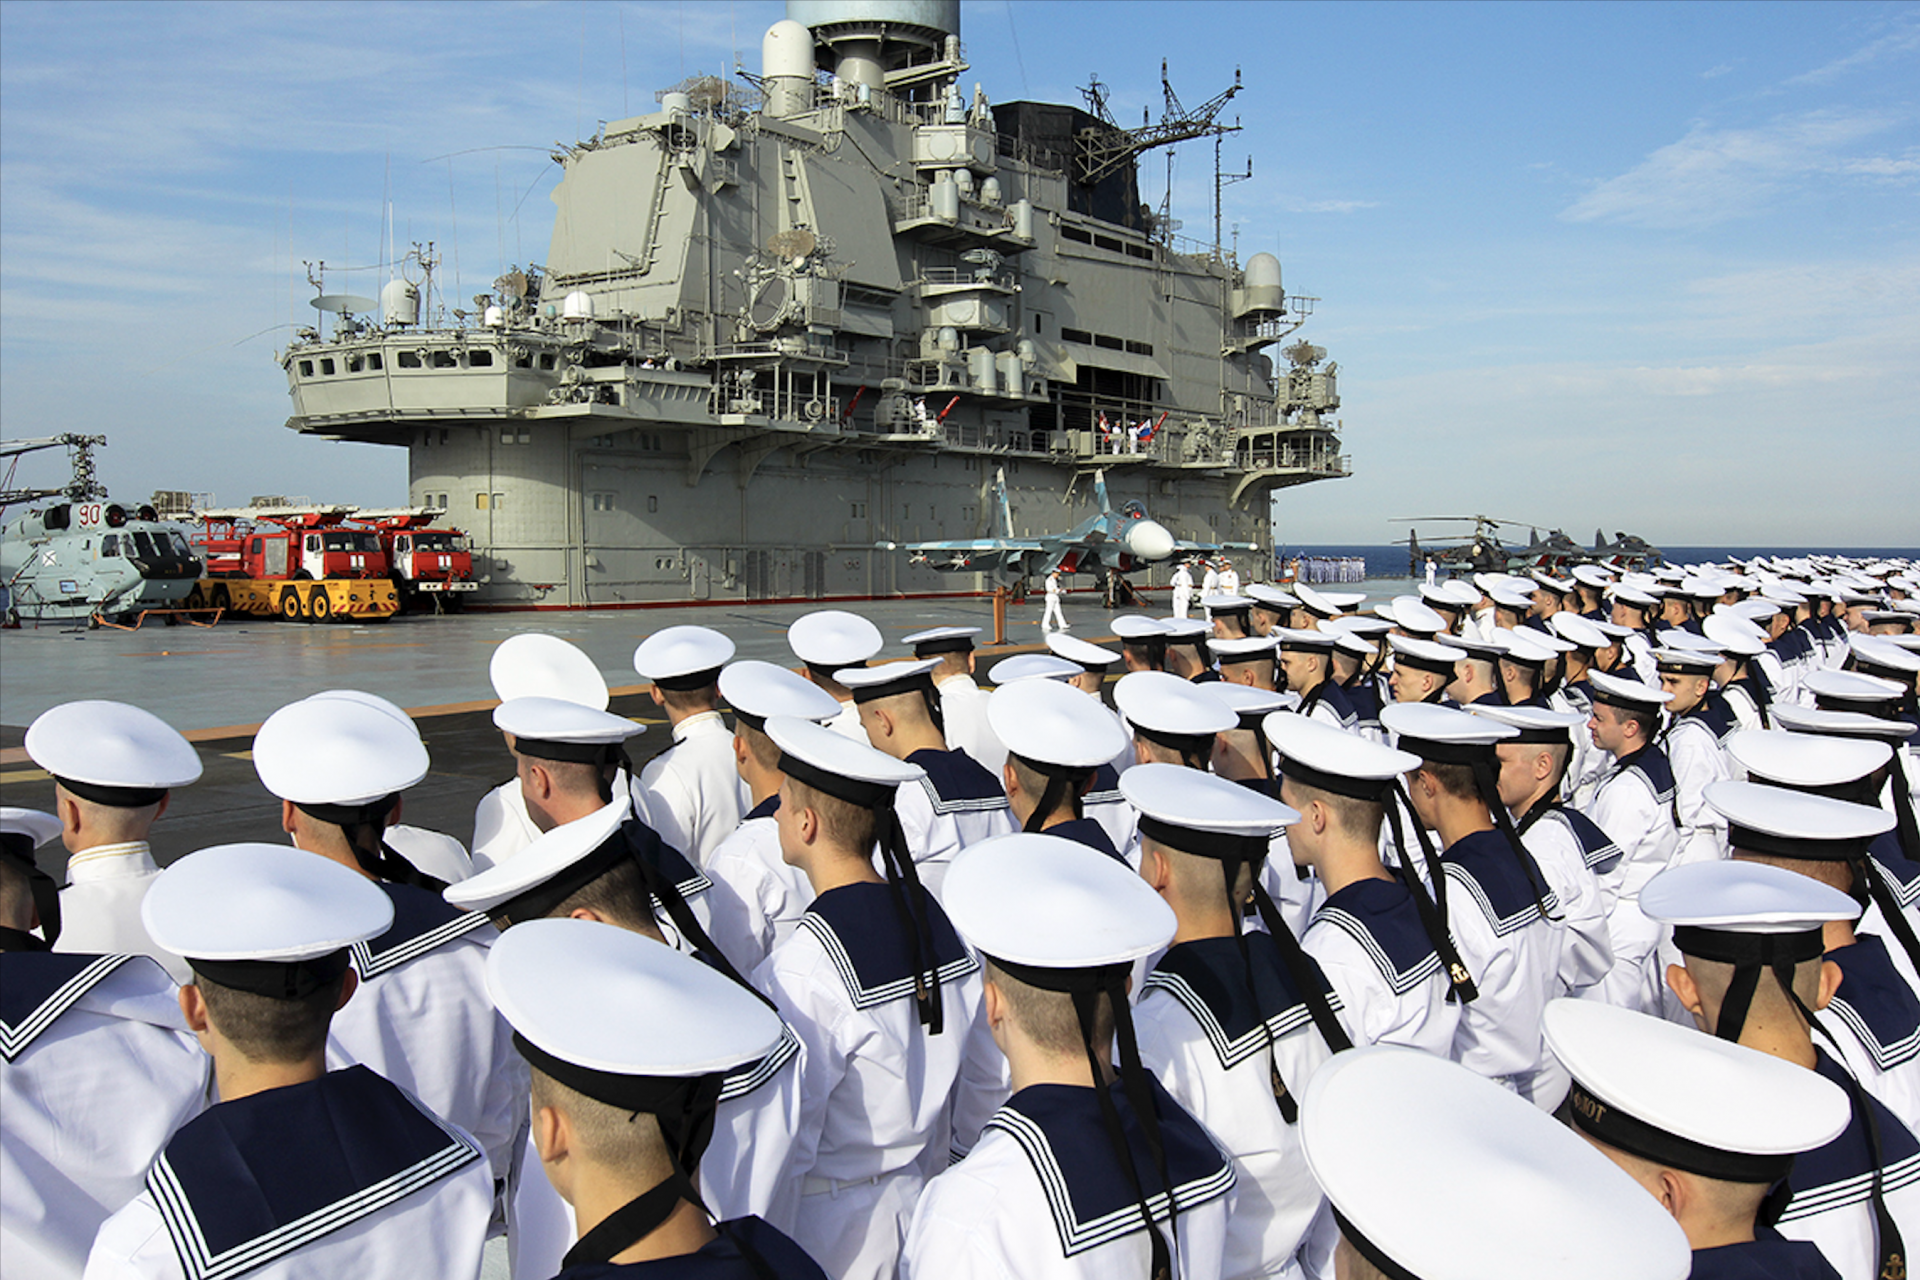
1265;712;1466;1057
26;700;202;980
1042;632;1138;846
703;662;843;969
445;799;806;1265
1;810;210;1279
903;833;1236;1280
837;660;1014;900
1170;559;1195;620
788;610;884;743
1206;592;1257;640
1244;583;1297;638
1112;669;1236;787
1610;582;1665;684
1581;671;1683;1013
1210;634;1281;691
1652;644;1735;865
1112;613;1173;673
986;678;1129;861
1469;703;1615;1007
482;920;828;1279
1042;568;1069;632
1160;616;1218;683
251;695;524;1222
1645;855;1920;1280
1218;558;1241;597
905;625;1005;775
85;845;492;1280
633;625;743;867
1385;633;1467;707
1383;703;1568;1106
472;632;623;871
1274;627;1363;732
750;718;995;1280
1544;997;1852;1280
1200;561;1222;616
1705;614;1777;732
1298;1046;1693;1280
1125;765;1349;1280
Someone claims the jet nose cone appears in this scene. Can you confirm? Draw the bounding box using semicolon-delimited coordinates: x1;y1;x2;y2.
1126;520;1176;561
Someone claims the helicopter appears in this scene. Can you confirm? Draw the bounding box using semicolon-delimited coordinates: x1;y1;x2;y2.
0;435;203;626
1395;515;1663;578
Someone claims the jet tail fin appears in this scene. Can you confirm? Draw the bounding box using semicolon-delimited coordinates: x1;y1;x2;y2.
995;467;1013;538
1093;468;1111;514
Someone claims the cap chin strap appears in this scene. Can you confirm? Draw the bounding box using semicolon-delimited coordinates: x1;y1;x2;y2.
1013;756;1092;834
616;822;768;1006
1381;786;1478;1004
1885;752;1920;866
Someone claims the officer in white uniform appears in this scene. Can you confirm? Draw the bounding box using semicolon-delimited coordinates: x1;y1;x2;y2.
986;678;1129;860
1543;997;1853;1279
445;798;805;1262
1582;670;1682;1013
904;625;1005;775
750;718;995;1280
1383;703;1568;1107
837;660;1014;900
86;845;492;1280
787;610;884;742
1299;1047;1692;1280
482;920;828;1279
903;833;1235;1280
633;625;743;866
473;632;622;871
26;700;202;979
1644;854;1920;1280
1218;558;1240;596
2;810;210;1279
252;695;524;1222
1264;712;1466;1057
1125;765;1349;1280
1041;568;1068;632
1170;559;1195;620
703;661;843;968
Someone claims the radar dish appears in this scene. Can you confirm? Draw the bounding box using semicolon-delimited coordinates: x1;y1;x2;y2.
310;294;378;315
495;271;528;304
767;228;817;260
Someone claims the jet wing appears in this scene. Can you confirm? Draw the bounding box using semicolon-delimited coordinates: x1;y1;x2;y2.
880;537;1051;573
1172;539;1259;554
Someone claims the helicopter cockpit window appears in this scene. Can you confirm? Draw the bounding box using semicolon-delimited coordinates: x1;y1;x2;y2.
169;533;192;558
102;535;120;557
131;531;158;558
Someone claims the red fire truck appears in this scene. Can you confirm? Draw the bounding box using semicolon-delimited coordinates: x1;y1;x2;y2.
184;506;399;622
354;508;480;611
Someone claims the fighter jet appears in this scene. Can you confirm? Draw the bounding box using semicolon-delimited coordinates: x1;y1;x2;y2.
881;468;1251;586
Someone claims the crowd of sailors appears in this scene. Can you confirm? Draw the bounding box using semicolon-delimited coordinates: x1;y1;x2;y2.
4;552;1920;1280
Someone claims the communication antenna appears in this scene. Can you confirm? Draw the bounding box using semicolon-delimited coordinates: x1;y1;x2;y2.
1213;130;1251;262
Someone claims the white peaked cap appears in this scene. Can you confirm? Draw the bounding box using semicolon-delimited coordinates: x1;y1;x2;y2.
1046;632;1121;668
1769;703;1916;740
1110;614;1172;640
1385;633;1467;670
1587;669;1674;709
718;660;843;722
0;808;62;850
1203;683;1291;721
1376;595;1447;634
632;625;735;683
445;796;629;914
988;653;1082;685
1208;635;1279;662
1113;671;1237;736
487;918;783;1077
1704;780;1894;851
25;700;202;791
1465;703;1587;738
903;625;981;654
1640;860;1860;935
144;843;393;963
1724;729;1891;788
1852;632;1920;674
305;689;420;737
1804;668;1905;705
988;679;1128;768
1293;583;1363;617
1549;611;1609;650
1543;998;1850;1165
944;833;1174;968
490;633;610;709
253;696;430;806
1245;583;1300;609
1702;614;1766;657
492;696;644;745
787;610;883;666
1300;1046;1693;1280
1158;617;1211;641
1570;564;1616;587
834;658;941;695
1379;701;1517;749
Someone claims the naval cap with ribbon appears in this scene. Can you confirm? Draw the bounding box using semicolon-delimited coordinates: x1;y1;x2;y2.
1548;611;1609;651
1702;613;1766;657
1159;616;1212;644
1375;595;1447;636
1111;614;1172;641
1208;634;1278;666
1114;670;1236;767
487;917;785;1271
253;694;443;891
1246;582;1300;611
1263;712;1421;803
1271;625;1338;653
988;680;1127;831
25;699;202;809
490;632;611;709
717;659;842;730
1300;1046;1693;1280
1292;583;1362;620
944;832;1182;1280
1385;633;1465;678
1529;570;1576;597
1724;729;1891;794
632;625;734;691
1587;669;1674;712
1570;563;1616;588
835;658;945;731
786;609;882;673
0;808;64;950
1705;779;1893;865
1542;997;1849;1188
1201;593;1255;618
765;715;952;1033
1045;631;1121;670
143;843;393;1000
495;696;645;763
1464;701;1586;745
304;688;418;731
902;624;981;657
987;652;1082;685
1805;668;1907;715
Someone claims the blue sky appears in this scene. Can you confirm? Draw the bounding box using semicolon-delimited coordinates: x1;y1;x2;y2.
2;1;1915;547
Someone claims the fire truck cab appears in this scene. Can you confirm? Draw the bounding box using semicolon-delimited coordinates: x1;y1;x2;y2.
356;508;479;610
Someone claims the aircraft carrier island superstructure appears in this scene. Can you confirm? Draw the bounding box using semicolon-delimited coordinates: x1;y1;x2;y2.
280;0;1349;607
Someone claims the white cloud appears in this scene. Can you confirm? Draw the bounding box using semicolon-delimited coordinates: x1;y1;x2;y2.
1561;108;1916;228
1787;14;1920;86
1279;197;1381;215
1701;63;1736;80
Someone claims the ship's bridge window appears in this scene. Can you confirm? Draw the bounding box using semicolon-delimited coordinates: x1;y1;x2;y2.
538;353;557;371
1061;327;1093;345
514;352;532;369
398;351;423;369
467;350;493;368
368;353;383;370
298;360;314;376
319;358;336;375
431;351;458;369
347;355;364;372
1094;334;1123;351
1060;226;1093;246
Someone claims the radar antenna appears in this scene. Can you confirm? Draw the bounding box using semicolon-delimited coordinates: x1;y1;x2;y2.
1074;61;1242;187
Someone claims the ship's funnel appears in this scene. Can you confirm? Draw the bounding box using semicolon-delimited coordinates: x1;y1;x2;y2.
1125;520;1177;563
787;0;958;87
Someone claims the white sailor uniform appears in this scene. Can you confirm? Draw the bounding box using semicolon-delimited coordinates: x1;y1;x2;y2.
54;841;186;981
826;699;867;743
902;1076;1235;1280
636;711;744;867
1772;1050;1920;1280
472;771;654;873
1824;933;1920;1131
1663;704;1734;866
930;673;1000;773
1135;935;1339;1279
1580;744;1681;1013
704;795;814;973
754;881;992;1280
1513;802;1616;999
896;748;1015;901
1083;759;1139;854
324;884;525;1216
546;1219;830;1279
1301;878;1459;1057
2;952;209;1278
83;1065;492;1280
1436;829;1565;1106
